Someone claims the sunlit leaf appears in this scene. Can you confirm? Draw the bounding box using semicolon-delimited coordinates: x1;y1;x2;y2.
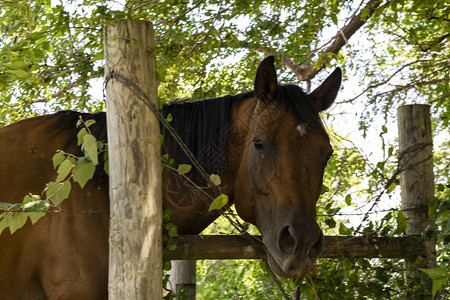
77;127;87;146
419;268;449;297
56;159;74;182
73;160;96;188
52;152;65;169
209;174;221;186
84;119;96;127
177;164;192;175
209;194;228;211
23;200;49;212
6;212;28;234
46;181;71;206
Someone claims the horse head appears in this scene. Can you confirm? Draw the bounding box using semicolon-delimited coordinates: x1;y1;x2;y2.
234;56;341;278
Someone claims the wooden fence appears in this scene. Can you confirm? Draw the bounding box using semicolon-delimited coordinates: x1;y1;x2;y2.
165;235;427;260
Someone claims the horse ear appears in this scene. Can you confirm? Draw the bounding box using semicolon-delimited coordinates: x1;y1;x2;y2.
254;56;278;100
309;67;342;112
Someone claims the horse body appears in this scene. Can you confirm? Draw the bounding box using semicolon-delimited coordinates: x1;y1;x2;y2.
0;56;341;298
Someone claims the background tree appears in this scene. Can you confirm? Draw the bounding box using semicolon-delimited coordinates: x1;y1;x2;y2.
1;0;448;298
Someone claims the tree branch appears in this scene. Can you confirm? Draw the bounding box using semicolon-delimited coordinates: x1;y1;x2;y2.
35;75;96;103
283;0;384;81
366;76;450;105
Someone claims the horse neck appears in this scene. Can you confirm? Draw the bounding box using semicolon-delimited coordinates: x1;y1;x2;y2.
219;97;256;197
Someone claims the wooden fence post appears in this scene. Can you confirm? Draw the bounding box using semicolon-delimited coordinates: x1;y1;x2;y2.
168;260;196;299
105;20;162;299
398;104;436;299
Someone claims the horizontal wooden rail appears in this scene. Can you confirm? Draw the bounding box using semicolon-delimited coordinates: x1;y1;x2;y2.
165;235;426;260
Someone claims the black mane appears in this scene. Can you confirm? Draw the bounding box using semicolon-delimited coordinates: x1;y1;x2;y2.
162;92;252;175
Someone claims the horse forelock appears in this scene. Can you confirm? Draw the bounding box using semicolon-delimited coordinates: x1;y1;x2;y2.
278;85;328;137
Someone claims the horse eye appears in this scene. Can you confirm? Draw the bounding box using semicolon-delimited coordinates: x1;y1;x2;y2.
253;138;265;153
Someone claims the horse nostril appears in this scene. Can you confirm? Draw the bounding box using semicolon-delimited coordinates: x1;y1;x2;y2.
308;231;324;259
278;226;297;254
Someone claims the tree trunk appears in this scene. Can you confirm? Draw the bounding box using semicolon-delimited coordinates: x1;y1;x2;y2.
398;104;436;299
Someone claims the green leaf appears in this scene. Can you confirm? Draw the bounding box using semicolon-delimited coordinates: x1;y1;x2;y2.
427;196;439;220
163;260;172;271
388;146;394;157
56;158;74;182
396;211;408;230
84;119;96;127
0;215;8;235
331;14;338;25
0;202;12;209
6;60;27;69
23;200;49;212
321;184;329;195
325;217;336;228
103;147;109;175
46;181;71;206
8;69;28;79
83;134;98;165
209;194;228;211
165;222;178;237
163;209;173;223
23;200;49;225
91;51;104;61
24;212;46;225
345;194;352;206
7;212;28;234
73;160;96;188
387;181;397;193
177;164;192;175
77;127;88;146
209;174;221;186
52;152;66;169
167;243;177;251
376;161;385;171
419;267;449;279
9;203;22;210
338;223;352;236
156;71;166;83
23;194;40;204
104;158;109;175
419;268;449;297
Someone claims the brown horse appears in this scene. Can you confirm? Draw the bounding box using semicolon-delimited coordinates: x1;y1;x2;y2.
0;56;341;299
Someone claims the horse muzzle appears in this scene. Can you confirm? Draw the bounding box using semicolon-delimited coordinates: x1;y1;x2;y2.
263;221;324;278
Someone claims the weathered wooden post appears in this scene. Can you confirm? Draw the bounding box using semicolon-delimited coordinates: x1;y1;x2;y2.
105;20;162;299
168;260;196;299
398;104;436;299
